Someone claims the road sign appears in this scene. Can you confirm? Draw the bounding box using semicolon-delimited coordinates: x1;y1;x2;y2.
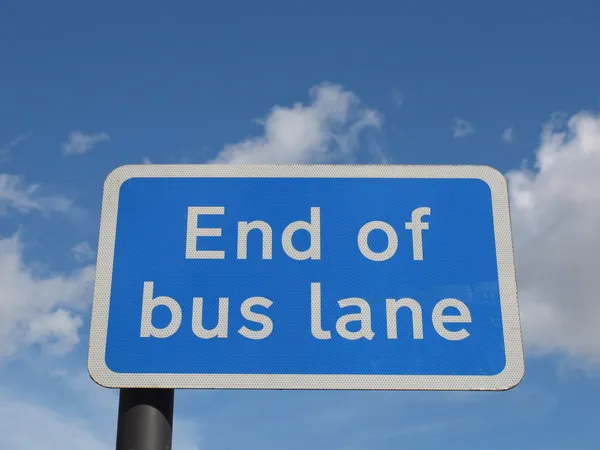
88;164;523;391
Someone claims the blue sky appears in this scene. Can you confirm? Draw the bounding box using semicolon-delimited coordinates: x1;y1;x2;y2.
1;1;600;449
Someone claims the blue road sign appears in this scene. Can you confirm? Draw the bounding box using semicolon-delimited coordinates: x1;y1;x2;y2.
88;165;523;390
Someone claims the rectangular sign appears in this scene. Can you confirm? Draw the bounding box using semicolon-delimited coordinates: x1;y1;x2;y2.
88;164;524;390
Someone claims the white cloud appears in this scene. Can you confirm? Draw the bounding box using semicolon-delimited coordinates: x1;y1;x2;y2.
507;110;600;364
212;83;381;164
502;127;514;144
0;233;95;359
72;241;96;263
453;118;474;138
0;131;33;156
0;174;72;216
62;131;110;156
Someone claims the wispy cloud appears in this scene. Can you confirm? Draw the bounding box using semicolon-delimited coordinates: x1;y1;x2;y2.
0;132;33;157
392;89;404;107
72;242;96;263
0;174;72;216
452;118;474;138
502;127;515;143
61;131;110;156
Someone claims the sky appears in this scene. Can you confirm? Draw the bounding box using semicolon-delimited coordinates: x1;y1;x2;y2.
1;1;600;449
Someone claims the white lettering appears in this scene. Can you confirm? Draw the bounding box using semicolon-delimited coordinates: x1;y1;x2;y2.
432;298;472;341
238;297;274;339
191;297;229;338
405;207;431;261
186;206;225;259
357;221;398;261
237;221;273;260
140;281;182;338
386;297;424;339
282;207;321;260
336;297;375;340
310;282;331;339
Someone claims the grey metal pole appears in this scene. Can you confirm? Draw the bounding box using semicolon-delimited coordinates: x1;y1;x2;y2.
115;388;174;450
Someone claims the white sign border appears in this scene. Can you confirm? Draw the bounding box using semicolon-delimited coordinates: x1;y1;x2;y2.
88;164;524;391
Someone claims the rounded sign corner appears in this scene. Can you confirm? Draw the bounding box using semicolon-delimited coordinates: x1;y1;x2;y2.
87;357;117;390
104;164;139;192
496;361;526;392
473;165;508;191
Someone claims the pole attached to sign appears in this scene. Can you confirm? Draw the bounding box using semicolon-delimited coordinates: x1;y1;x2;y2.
87;164;524;446
115;388;174;450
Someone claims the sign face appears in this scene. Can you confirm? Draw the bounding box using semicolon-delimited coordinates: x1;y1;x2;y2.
88;165;523;391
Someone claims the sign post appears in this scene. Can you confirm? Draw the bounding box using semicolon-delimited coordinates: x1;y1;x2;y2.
88;164;524;448
115;388;174;450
